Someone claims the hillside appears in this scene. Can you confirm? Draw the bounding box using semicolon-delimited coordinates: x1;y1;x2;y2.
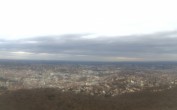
0;87;177;110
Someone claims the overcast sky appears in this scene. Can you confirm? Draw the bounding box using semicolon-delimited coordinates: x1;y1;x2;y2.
0;0;177;61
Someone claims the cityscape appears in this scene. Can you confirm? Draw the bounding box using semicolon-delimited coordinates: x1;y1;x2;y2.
1;60;177;96
1;0;177;110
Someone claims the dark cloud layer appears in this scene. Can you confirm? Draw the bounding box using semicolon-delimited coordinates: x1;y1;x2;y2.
0;31;177;61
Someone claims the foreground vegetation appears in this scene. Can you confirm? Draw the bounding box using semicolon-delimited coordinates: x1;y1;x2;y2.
0;87;177;110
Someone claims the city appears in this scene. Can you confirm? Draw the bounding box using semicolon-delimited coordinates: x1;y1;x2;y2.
1;60;177;96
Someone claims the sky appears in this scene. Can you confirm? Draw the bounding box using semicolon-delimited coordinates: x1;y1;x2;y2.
0;0;177;61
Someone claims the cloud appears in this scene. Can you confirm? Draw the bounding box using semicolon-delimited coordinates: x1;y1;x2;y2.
0;31;177;61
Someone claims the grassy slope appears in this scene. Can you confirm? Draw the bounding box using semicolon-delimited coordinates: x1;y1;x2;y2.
0;87;177;110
